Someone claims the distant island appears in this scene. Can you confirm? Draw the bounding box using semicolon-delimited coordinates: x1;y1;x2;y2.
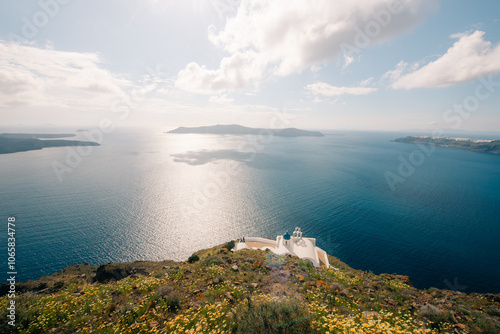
394;136;500;154
0;133;100;154
166;124;324;137
0;133;76;139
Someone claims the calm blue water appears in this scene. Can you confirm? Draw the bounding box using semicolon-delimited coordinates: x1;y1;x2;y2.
1;130;499;293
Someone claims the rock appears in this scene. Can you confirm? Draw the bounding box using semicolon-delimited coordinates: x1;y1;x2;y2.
420;303;443;321
419;294;433;303
386;297;397;306
93;263;148;283
231;265;238;271
473;326;484;333
150;321;159;328
250;283;258;288
450;311;458;323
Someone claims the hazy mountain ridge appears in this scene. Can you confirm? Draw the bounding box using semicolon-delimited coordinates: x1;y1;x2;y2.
167;124;325;137
0;133;100;154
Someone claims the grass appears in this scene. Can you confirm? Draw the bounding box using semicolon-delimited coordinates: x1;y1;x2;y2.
230;295;313;333
0;243;498;333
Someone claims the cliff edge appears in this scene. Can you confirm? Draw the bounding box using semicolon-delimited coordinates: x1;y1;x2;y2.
1;242;499;333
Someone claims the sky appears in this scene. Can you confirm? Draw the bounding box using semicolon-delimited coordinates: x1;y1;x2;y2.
0;0;499;132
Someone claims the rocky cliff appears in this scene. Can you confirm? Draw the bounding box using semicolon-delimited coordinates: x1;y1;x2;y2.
1;242;499;333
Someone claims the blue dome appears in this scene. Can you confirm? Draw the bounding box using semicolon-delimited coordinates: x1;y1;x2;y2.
283;232;291;240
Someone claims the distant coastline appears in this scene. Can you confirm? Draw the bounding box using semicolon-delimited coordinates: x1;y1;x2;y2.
394;136;500;155
0;133;100;154
166;124;324;137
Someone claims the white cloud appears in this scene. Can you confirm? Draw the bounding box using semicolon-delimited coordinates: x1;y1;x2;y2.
306;81;377;97
175;51;265;94
382;60;409;83
176;0;436;94
0;41;131;108
209;94;234;104
343;55;356;69
0;66;42;95
360;77;374;86
391;30;500;89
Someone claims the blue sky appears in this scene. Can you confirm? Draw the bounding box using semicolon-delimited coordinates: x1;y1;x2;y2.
0;0;499;132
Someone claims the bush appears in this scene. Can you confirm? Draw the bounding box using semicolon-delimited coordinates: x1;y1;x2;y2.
155;285;172;299
298;259;313;272
166;293;181;312
330;282;344;292
187;254;200;263
203;256;223;266
230;297;312;333
420;303;450;323
51;281;65;292
224;240;235;251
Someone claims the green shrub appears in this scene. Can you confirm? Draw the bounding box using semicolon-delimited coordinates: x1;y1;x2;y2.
224;240;236;251
230;297;313;333
155;284;172;299
187;254;200;263
204;256;223;266
330;282;344;292
52;281;65;292
166;292;181;312
419;303;451;323
298;259;313;272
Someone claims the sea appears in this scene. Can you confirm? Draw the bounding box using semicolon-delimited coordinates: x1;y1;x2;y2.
1;129;499;293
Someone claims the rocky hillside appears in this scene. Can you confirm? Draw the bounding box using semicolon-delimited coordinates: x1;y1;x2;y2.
394;136;500;155
1;242;499;333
